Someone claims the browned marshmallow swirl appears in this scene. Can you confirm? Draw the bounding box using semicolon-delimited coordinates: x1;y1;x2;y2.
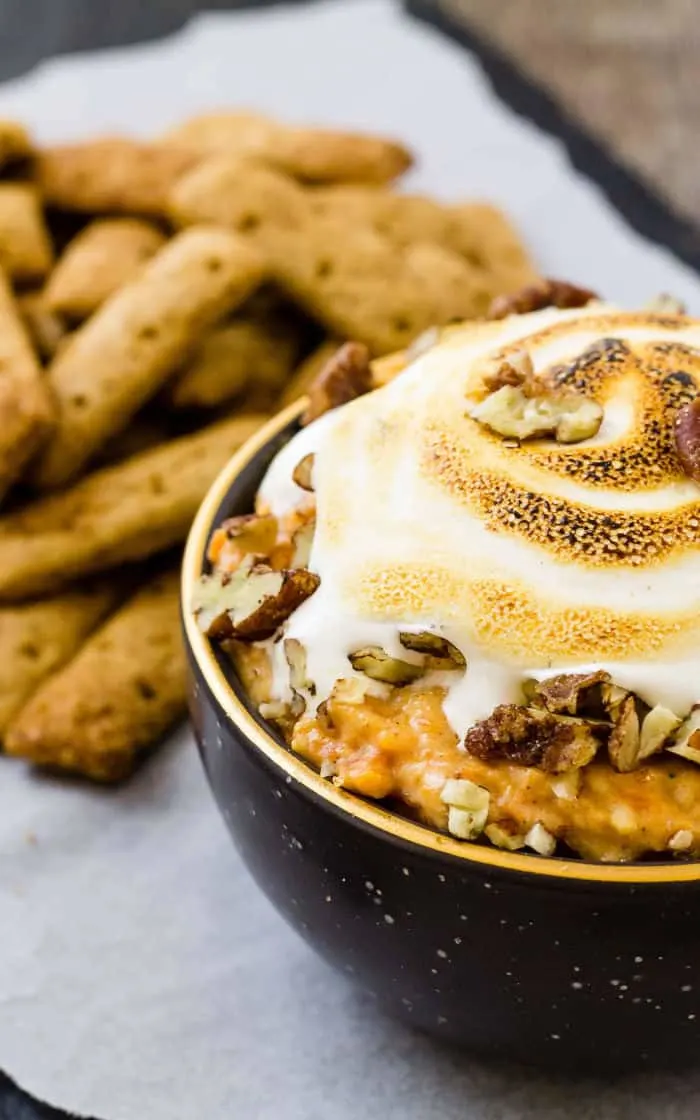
260;305;700;732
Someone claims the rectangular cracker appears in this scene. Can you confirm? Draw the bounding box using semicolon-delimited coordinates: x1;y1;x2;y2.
45;218;167;321
0;183;54;283
5;569;186;782
309;187;538;294
162;112;412;184
32;227;266;489
17;289;68;363
0;268;54;499
267;219;494;355
0;583;120;737
35;138;201;216
0;412;267;600
0;119;33;169
168;155;309;235
168;297;305;410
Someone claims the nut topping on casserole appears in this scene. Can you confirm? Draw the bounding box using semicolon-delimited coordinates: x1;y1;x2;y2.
196;296;700;863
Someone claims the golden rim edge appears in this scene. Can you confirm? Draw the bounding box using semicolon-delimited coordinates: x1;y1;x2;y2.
182;403;700;886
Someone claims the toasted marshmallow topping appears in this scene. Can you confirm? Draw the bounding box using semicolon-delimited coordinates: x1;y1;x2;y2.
259;306;700;734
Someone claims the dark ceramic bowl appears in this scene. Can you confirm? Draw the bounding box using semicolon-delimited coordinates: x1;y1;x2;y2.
183;403;700;1074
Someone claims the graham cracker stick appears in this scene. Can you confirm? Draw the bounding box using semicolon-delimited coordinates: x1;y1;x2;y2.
5;570;186;782
32;227;265;489
17;289;68;363
162;112;412;184
0;584;120;737
0;267;54;500
0;183;53;283
0;412;266;601
45;218;167;321
168;299;305;410
35;137;200;216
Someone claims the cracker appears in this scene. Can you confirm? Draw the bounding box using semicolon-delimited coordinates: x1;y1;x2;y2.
278;339;343;408
310;187;538;293
0;183;53;283
0;583;120;737
36;138;200;216
5;570;186;782
0;119;33;169
449;202;539;293
45;218;167;320
168;156;308;234
0;412;266;600
0;268;54;499
32;227;266;489
268;219;494;355
17;289;67;362
163;112;412;184
168;300;304;410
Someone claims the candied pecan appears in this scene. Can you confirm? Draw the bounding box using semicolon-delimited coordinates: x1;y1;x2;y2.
674;398;700;485
464;704;602;773
487;278;598;320
530;670;611;716
301;341;373;425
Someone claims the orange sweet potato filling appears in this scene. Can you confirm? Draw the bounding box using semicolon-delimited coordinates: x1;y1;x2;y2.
290;687;700;862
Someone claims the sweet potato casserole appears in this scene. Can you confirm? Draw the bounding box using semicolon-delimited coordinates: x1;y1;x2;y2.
194;283;700;862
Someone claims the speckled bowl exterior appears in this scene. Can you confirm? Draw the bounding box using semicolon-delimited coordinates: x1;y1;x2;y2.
182;405;700;1073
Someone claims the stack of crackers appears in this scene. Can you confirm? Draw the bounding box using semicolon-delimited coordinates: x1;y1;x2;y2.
0;110;538;783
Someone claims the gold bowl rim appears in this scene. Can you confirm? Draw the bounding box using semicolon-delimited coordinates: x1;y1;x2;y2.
182;402;700;886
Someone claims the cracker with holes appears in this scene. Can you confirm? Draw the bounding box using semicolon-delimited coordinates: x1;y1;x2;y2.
32;227;266;489
168;155;308;234
309;187;538;298
45;218;167;321
168;297;305;410
269;219;494;355
35;137;201;216
0;583;121;737
0;267;54;499
0;412;266;600
5;569;186;782
0;183;53;283
163;112;412;184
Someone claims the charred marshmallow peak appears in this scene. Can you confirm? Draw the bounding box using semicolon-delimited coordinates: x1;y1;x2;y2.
259;304;700;737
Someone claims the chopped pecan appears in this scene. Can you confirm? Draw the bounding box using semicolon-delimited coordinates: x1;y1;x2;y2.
207;512;278;568
607;694;641;772
464;704;602;773
481;349;534;393
291;519;315;568
667;709;700;765
292;452;315;492
470;383;603;444
194;565;320;642
674;398;700;485
348;646;424;686
530;670;611;716
398;631;466;670
487;278;598;320
638;705;681;760
301;341;373;426
645;293;686;315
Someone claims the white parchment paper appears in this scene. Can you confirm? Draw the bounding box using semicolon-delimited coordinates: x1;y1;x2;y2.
1;3;700;1116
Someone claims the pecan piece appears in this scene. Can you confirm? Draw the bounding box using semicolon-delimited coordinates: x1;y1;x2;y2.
292;452;315;492
674;398;700;485
194;565;320;642
301;341;373;426
488;278;598;320
348;646;424;686
470;384;603;444
530;670;611;716
607;694;641;772
481;349;534;393
464;704;602;773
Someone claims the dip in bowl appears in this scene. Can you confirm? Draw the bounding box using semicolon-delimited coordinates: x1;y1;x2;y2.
183;290;700;1071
